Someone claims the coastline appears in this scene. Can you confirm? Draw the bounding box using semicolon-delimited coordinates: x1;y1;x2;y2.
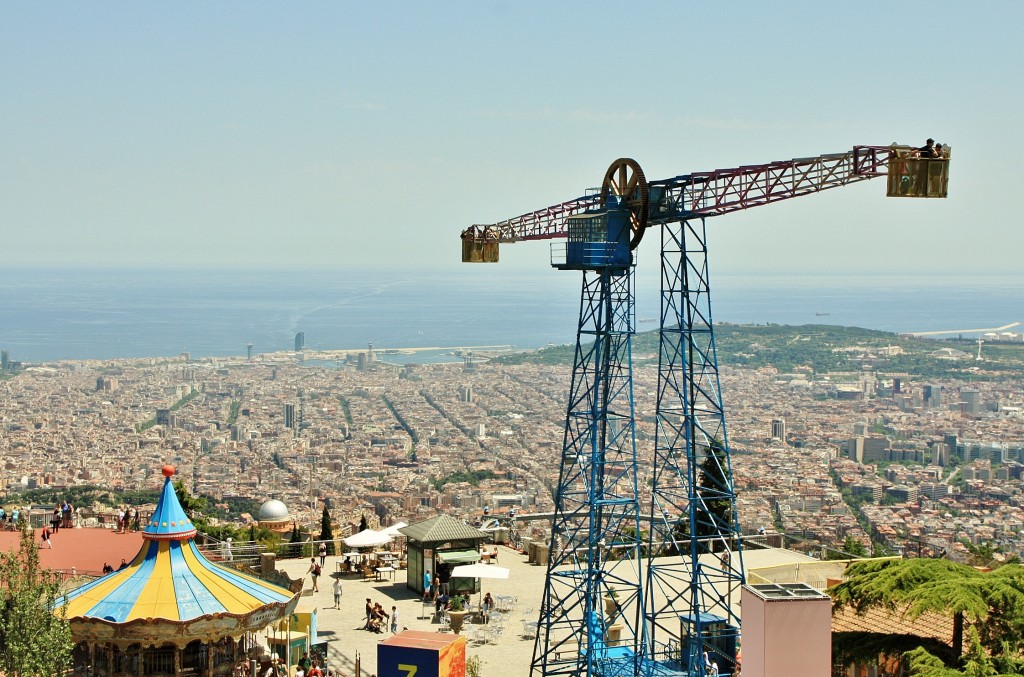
0;268;1020;364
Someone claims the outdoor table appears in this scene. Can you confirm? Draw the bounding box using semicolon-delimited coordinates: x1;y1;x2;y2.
496;594;514;612
374;566;396;581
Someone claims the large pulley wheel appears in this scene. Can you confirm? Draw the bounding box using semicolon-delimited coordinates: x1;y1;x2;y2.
600;158;649;251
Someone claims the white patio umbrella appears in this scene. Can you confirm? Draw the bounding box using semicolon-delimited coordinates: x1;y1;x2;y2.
342;529;391;549
451;563;511;612
380;521;408;538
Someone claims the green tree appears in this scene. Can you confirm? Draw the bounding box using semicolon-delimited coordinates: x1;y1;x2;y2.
831;559;1024;671
961;540;998;568
359;514;368;533
173;479;208;518
288;524;303;559
695;438;733;554
903;626;1024;677
318;505;335;556
0;530;73;676
667;438;733;556
842;535;867;557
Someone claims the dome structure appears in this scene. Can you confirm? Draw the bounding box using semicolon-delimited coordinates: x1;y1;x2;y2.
257;499;290;523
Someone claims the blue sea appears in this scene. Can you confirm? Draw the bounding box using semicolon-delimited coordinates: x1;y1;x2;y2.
0;267;1020;363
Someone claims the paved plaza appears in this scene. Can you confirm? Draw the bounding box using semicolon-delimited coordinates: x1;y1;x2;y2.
273;545;546;676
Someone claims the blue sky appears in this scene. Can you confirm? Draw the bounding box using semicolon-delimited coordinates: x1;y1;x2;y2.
1;2;1020;275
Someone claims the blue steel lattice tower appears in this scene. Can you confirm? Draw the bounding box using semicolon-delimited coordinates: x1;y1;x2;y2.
642;217;742;675
537;201;645;677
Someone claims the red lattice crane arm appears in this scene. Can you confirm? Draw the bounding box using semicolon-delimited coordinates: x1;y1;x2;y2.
460;193;599;245
648;145;893;223
460;145;900;247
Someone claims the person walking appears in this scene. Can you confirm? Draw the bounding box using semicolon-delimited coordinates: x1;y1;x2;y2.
332;576;342;608
308;558;321;592
319;541;327;568
390;605;399;633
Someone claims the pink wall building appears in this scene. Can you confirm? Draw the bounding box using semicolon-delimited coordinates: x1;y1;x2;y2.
741;583;832;677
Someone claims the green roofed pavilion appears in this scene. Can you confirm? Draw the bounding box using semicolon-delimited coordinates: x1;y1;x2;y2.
400;515;487;597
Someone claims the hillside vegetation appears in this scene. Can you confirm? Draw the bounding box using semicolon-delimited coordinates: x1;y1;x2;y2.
495;323;1024;379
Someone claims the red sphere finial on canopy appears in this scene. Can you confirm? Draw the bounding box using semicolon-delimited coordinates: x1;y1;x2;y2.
162;464;176;478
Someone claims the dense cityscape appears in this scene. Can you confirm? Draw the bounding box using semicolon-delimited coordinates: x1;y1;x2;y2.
3;331;1022;566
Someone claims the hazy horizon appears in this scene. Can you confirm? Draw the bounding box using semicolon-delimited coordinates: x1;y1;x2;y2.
1;267;1020;363
2;3;1021;276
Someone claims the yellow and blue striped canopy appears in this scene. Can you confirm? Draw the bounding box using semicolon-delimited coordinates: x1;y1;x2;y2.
59;538;293;622
57;471;294;625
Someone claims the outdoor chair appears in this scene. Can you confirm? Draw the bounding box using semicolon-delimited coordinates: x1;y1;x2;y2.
488;625;505;644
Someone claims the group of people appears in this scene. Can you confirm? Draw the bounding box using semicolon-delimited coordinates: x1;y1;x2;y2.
101;559;129;574
916;138;946;159
0;507;22;531
0;501;76;535
364;598;398;634
306;556;346;610
292;651;332;677
115;506;140;533
37;500;77;549
422;568;452;602
432;590;498;626
50;501;74;531
433;590;469;614
255;652;336;677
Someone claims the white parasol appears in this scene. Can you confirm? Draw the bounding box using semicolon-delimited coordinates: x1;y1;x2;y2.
451;564;510;611
380;521;408;538
342;529;391;549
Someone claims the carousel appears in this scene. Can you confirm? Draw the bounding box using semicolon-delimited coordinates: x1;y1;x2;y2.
55;466;300;676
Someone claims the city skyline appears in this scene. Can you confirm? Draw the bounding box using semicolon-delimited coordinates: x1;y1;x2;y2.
2;2;1021;274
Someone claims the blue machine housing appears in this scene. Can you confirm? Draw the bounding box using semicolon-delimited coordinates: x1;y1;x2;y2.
553;207;632;272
